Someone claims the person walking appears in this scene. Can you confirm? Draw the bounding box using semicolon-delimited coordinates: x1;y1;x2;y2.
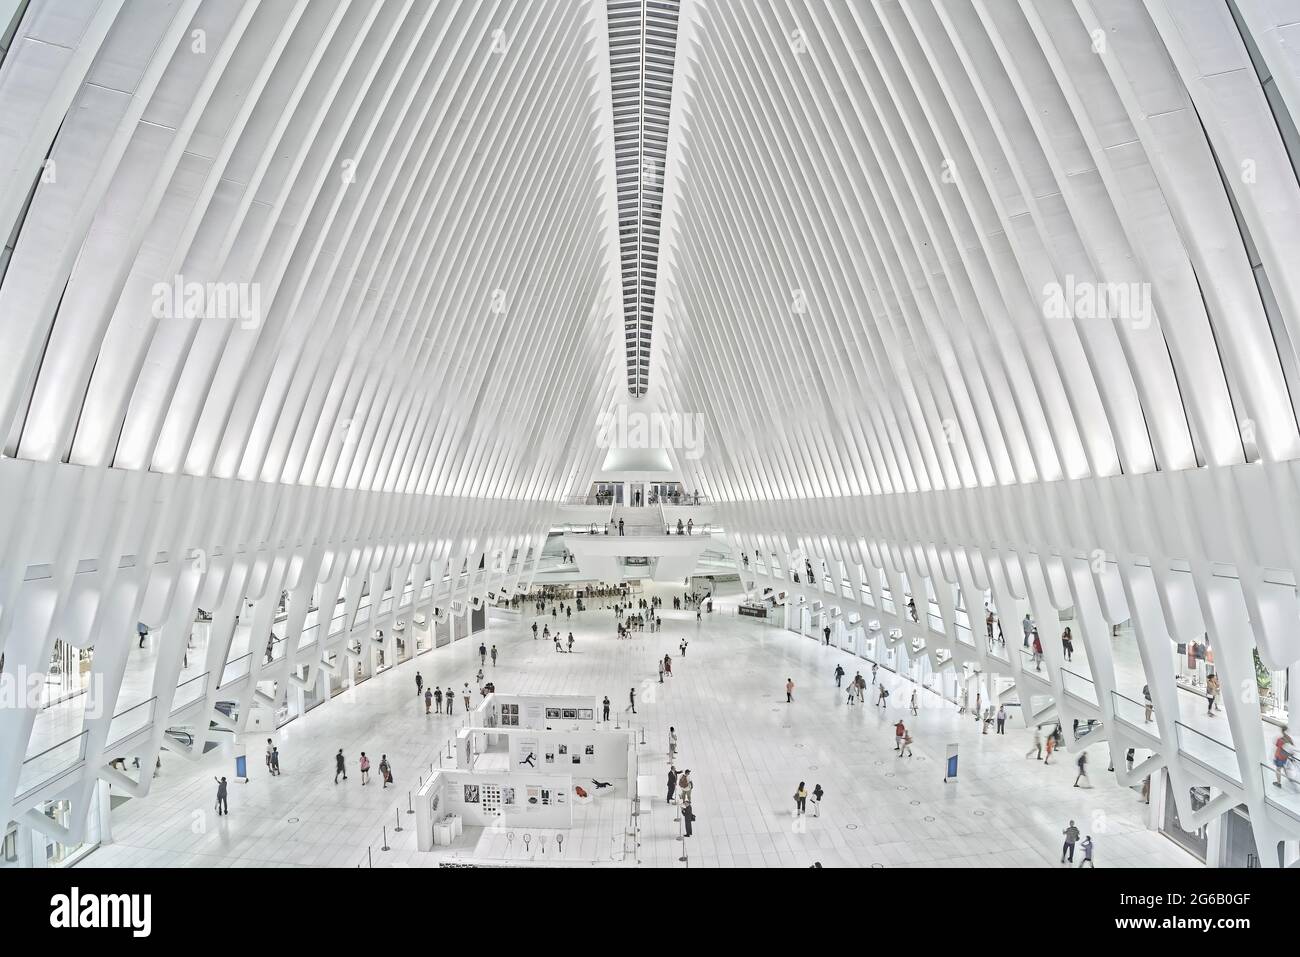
811;783;824;817
910;689;919;716
214;776;228;816
899;729;913;758
876;684;889;709
532;621;538;640
1022;614;1033;648
786;677;795;703
658;659;665;683
415;671;423;697
1272;726;1293;787
335;748;347;783
794;781;808;815
270;747;280;776
1044;731;1055;765
668;727;678;762
1205;673;1219;716
628;687;637;714
567;633;575;653
855;673;866;703
1026;728;1042;761
1061;820;1080;863
894;720;906;751
678;637;685;656
359;752;370;785
490;645;498;667
462;683;471;711
137;621;149;649
663;654;672;677
871;663;878;685
1074;751;1090;788
666;766;678;803
379;754;393;789
823;625;831;646
996;705;1007;734
1061;626;1074;662
602;695;611;722
1032;632;1043;671
834;664;845;688
1079;835;1095;868
265;737;274;774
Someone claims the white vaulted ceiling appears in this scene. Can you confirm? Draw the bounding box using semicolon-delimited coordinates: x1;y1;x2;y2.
0;0;623;501
657;0;1300;503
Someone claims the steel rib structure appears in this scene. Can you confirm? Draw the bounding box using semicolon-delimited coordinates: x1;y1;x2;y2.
1;0;1300;866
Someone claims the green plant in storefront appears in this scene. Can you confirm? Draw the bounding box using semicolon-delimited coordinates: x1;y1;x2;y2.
1254;648;1272;710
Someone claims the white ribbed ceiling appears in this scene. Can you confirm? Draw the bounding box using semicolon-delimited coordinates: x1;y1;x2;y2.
3;0;1300;508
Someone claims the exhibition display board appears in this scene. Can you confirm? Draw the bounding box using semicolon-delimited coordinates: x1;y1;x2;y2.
456;726;636;788
473;692;603;730
415;770;573;851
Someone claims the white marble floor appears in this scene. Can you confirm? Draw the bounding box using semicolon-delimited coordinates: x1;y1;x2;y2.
80;584;1196;868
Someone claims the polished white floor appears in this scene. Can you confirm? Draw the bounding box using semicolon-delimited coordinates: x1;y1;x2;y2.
80;585;1195;868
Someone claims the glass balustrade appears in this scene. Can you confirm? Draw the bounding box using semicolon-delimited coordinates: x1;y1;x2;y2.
106;697;157;748
17;731;88;799
1175;721;1242;783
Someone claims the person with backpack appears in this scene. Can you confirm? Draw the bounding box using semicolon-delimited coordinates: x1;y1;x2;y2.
877;685;889;709
855;673;866;703
793;781;808;815
335;748;347;783
359;752;370;785
1273;727;1294;787
834;663;845;688
1074;751;1090;788
379;754;393;789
